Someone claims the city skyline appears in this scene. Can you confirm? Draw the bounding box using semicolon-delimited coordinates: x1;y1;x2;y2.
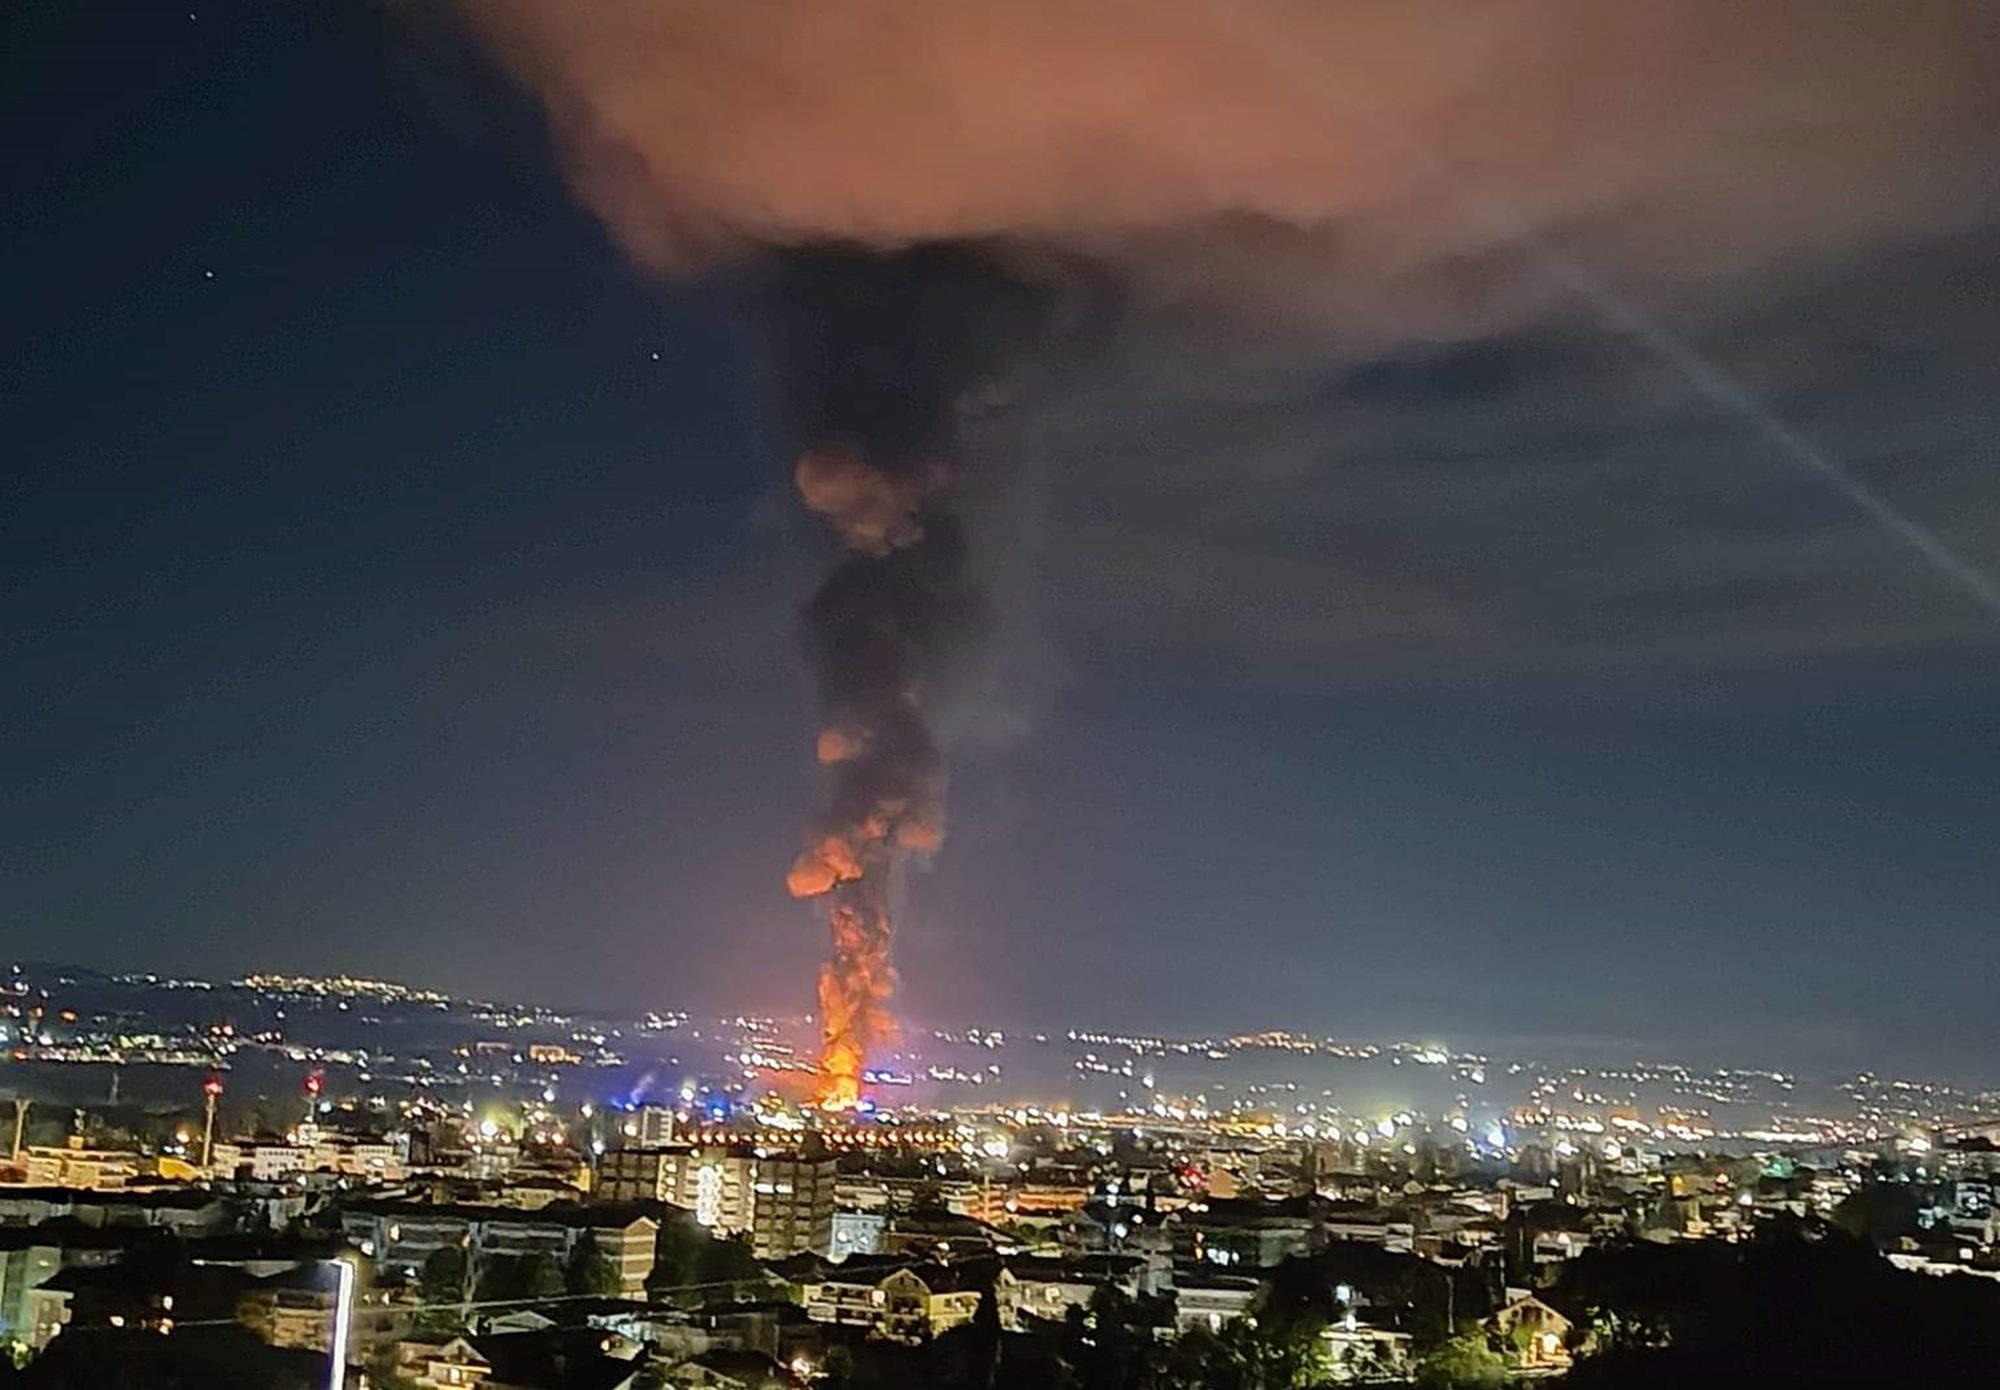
7;0;2000;1081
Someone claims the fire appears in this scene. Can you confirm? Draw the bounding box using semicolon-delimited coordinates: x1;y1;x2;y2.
793;448;942;556
786;794;921;1107
815;1035;866;1111
786;835;864;899
816;727;864;764
895;814;943;853
813;892;897;1107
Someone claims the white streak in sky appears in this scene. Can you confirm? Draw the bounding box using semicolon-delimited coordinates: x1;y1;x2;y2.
1221;1;2000;622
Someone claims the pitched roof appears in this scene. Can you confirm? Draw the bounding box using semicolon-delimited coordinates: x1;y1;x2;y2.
884;1260;993;1295
1004;1253;1146;1283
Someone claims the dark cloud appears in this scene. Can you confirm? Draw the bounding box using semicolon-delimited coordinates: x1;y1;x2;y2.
985;232;2000;704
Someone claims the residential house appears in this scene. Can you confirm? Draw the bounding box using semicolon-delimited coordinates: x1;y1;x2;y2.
1176;1196;1318;1269
879;1264;985;1343
392;1334;493;1388
998;1254;1146;1328
1321;1320;1413;1383
1169;1267;1263;1334
1487;1292;1573;1370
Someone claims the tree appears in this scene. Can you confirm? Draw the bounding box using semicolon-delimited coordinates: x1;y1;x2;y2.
1412;1329;1507;1389
416;1246;469;1332
1257;1245;1496;1350
1165;1318;1325;1390
1557;1227;2000;1386
519;1250;566;1300
1052;1287;1174;1390
420;1245;467;1301
566;1240;624;1297
1830;1182;1921;1250
822;1345;857;1384
473;1255;517;1303
648;1214;764;1300
473;1251;563;1303
908;1178;947;1212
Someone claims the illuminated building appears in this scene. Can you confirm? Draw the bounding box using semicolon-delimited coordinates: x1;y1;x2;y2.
209;1134;403;1185
1487;1293;1573;1370
605;1104;679;1152
964;1179;1091;1225
600;1143;833;1258
635;1105;677;1147
596;1148;667;1205
795;1259;984;1343
0;1236;65;1340
386;1336;491;1388
1320;1321;1413;1381
1170;1268;1261;1334
879;1265;985;1343
15;1141;144;1191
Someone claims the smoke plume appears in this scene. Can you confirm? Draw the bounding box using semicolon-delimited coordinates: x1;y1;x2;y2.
769;247;1046;1104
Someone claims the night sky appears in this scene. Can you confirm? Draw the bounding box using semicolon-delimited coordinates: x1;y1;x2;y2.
6;1;1998;1076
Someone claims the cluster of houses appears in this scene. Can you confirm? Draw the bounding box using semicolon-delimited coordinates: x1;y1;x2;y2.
2;1105;1995;1387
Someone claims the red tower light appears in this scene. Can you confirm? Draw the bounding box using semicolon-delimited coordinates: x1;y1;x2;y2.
202;1077;224;1098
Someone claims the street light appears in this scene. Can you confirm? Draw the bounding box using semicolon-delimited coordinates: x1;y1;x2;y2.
327;1258;355;1390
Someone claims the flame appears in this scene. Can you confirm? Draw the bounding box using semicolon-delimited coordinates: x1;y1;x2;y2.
786;835;863;899
789;812;922;1106
814;892;897;1107
794;448;943;556
895;813;943;854
817;727;864;764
